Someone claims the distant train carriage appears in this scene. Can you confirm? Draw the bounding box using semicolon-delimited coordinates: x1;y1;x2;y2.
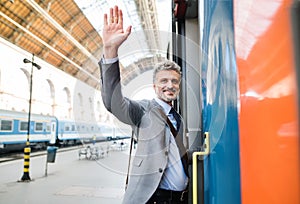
113;125;131;140
57;119;81;146
0;109;132;152
0;109;57;152
56;119;129;146
97;123;114;141
93;122;130;142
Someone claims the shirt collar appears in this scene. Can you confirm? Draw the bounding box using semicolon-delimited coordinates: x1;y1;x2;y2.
154;97;172;114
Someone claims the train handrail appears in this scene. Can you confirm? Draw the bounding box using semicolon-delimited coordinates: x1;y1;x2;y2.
192;132;210;204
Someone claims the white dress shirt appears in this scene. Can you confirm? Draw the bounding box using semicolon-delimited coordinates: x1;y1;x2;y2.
154;98;188;191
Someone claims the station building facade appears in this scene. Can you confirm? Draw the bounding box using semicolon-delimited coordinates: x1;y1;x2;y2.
0;37;112;124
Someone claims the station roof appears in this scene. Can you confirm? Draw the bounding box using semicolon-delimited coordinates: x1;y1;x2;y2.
0;0;169;89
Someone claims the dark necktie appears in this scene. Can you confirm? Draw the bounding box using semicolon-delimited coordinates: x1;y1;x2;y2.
169;108;181;131
168;108;189;176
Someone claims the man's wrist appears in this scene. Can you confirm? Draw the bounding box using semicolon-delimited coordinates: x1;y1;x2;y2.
103;45;118;59
101;55;118;64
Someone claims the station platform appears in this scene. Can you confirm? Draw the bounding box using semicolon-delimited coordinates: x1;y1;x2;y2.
0;140;132;204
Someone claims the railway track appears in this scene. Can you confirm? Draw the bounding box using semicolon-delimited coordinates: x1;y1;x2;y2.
0;140;121;163
0;145;82;163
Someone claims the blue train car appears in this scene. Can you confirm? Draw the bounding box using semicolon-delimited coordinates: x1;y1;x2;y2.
0;108;131;152
56;119;129;146
57;119;81;146
172;0;299;203
0;109;57;152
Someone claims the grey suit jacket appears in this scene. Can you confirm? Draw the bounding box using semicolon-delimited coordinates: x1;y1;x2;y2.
99;60;186;204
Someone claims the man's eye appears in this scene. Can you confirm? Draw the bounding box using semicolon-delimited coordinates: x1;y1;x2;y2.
160;79;168;84
171;79;179;84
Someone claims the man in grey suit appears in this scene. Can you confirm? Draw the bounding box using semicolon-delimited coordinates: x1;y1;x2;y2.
99;5;189;204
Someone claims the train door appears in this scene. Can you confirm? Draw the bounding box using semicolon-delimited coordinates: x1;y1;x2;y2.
49;120;56;144
173;0;241;203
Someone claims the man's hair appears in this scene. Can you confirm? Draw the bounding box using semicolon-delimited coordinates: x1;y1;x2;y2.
153;59;182;83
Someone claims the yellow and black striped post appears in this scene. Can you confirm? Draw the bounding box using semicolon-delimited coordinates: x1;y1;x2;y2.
20;143;31;181
19;54;41;182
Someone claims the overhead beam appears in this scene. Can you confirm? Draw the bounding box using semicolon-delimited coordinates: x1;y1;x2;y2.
0;11;98;82
26;0;99;65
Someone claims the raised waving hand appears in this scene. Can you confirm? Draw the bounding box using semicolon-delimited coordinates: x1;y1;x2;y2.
102;5;132;58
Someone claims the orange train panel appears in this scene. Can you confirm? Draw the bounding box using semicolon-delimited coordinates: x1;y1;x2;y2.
235;0;299;204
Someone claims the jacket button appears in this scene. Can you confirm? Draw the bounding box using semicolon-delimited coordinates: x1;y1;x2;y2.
159;168;163;173
165;151;168;156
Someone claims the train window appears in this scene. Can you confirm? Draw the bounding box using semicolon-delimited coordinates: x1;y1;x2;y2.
46;123;51;132
20;121;28;131
64;124;71;131
71;125;75;131
0;119;13;131
35;122;43;131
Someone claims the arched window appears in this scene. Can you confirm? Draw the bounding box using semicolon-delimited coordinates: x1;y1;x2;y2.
46;79;55;100
77;93;83;107
89;97;93;109
38;79;53;105
18;68;30;100
63;87;71;104
96;101;101;111
77;93;83;120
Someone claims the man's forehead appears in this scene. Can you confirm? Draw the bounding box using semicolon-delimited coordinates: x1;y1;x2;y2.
156;70;180;76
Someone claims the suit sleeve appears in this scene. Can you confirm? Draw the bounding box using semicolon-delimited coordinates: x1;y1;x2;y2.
99;59;144;126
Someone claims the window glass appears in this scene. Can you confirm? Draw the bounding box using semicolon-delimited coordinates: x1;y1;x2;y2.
35;122;43;131
20;121;28;131
46;123;51;132
1;120;12;131
64;123;70;131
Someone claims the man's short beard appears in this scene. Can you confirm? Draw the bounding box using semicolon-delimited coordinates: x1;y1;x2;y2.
160;94;177;102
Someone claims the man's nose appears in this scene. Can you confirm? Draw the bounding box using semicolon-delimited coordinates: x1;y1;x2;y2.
166;80;174;87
